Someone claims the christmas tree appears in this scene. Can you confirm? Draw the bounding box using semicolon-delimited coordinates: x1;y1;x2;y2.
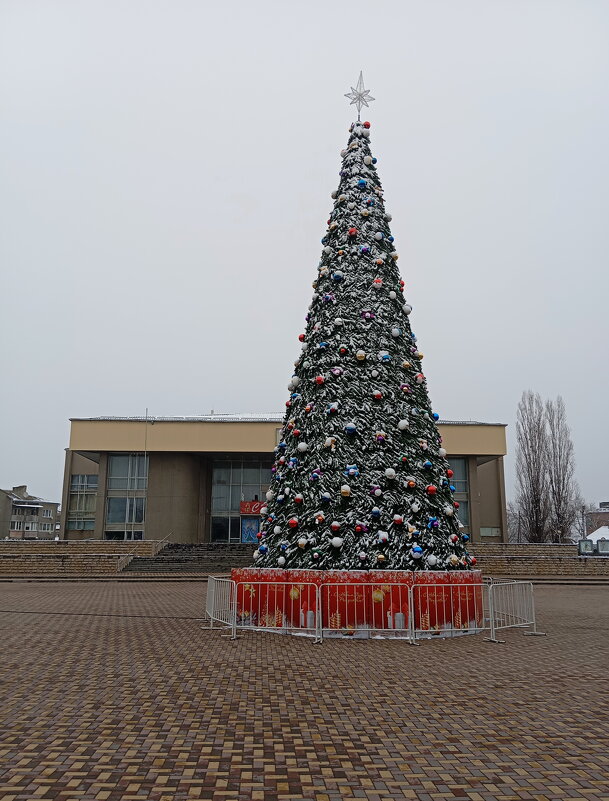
255;81;474;573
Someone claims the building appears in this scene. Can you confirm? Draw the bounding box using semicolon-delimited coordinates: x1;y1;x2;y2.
585;502;609;536
0;485;60;539
60;415;508;544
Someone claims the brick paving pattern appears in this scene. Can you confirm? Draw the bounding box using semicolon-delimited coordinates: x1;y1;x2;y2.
1;582;608;801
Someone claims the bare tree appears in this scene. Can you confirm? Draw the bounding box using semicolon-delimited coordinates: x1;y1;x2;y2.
515;391;550;542
506;501;521;543
545;397;578;542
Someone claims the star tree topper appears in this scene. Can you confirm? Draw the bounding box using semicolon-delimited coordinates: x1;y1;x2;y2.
344;71;375;120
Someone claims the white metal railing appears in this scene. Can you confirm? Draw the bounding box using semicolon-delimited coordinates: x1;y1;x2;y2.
205;576;545;644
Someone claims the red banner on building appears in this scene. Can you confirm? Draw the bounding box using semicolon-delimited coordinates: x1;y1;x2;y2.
240;500;265;515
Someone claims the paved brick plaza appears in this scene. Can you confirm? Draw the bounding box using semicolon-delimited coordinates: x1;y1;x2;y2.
1;583;608;801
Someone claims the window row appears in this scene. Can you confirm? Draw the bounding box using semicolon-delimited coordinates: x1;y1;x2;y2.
66;519;95;530
108;454;148;490
104;531;143;541
10;521;41;531
70;474;99;491
211;460;272;513
106;497;146;524
69;493;96;514
12;506;40;516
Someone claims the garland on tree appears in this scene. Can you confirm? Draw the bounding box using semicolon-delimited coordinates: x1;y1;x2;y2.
254;120;475;572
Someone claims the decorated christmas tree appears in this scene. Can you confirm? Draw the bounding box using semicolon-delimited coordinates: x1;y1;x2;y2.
254;76;475;573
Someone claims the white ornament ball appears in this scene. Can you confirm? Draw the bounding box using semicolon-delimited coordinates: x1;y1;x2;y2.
397;419;409;431
426;554;438;567
403;304;412;315
391;327;401;338
340;149;347;158
385;213;392;222
364;155;372;165
373;487;382;497
303;360;311;369
438;447;447;458
334;317;343;327
389;291;397;300
371;369;379;378
378;530;389;543
266;490;275;501
323;246;332;255
297;441;308;452
385;468;396;480
339;194;347;202
297;537;308;548
362;128;370;138
330;536;344;549
359;551;367;560
277;556;286;566
391;252;399;261
348;202;355;210
374;232;383;241
253;549;260;560
411;502;421;513
444;505;454;517
273;525;281;535
340;484;351;496
331;190;338;199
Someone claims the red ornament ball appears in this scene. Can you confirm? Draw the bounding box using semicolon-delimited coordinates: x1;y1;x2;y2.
454;501;460;509
315;375;325;385
446;469;454;478
298;333;305;342
470;557;477;565
292;429;301;437
256;532;263;540
363;121;371;129
330;521;341;532
288;518;298;529
372;390;382;400
348;227;358;237
426;485;438;495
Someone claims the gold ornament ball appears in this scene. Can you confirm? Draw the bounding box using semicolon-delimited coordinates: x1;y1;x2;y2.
289;586;301;600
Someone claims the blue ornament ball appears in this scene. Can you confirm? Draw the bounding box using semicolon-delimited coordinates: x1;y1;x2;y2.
358;179;367;188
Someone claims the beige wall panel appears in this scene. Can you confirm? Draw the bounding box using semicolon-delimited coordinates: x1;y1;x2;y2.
478;458;505;541
70;420;506;457
146;453;201;543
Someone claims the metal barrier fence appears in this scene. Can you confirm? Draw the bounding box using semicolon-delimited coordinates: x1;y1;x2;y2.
206;576;545;644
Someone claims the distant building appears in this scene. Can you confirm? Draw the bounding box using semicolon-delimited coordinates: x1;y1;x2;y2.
585;503;609;536
60;415;508;544
0;485;60;539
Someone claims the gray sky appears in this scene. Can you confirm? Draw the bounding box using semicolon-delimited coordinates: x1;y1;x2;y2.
1;0;608;505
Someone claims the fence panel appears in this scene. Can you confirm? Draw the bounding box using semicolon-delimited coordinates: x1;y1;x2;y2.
411;582;487;638
319;581;412;640
233;581;320;637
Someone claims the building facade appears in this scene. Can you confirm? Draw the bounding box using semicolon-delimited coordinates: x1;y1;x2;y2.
60;415;508;544
0;485;60;539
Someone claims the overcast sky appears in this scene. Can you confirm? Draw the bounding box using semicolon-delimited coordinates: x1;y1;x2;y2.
1;0;608;505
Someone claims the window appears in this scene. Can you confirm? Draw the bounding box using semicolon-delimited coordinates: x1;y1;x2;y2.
70;475;98;491
104;531;143;541
210;460;272;543
69;493;96;514
10;521;23;531
67;519;95;530
40;523;53;532
108;454;148;490
24;522;38;532
43;509;53;518
456;500;469;529
106;497;146;524
448;458;468;493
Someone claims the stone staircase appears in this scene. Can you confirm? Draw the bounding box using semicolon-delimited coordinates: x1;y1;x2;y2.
472;542;609;582
122;543;253;574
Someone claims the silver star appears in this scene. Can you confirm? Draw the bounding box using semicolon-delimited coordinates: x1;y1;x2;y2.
344;71;375;120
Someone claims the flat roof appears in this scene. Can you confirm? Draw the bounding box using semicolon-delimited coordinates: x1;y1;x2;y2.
71;414;506;426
